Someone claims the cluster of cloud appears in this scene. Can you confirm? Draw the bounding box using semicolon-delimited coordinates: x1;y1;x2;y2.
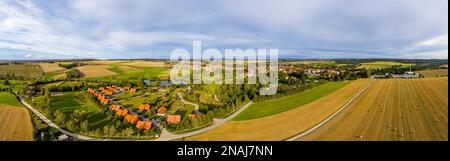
0;0;448;60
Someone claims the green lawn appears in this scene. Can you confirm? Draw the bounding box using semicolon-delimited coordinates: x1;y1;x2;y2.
0;92;22;107
233;81;349;121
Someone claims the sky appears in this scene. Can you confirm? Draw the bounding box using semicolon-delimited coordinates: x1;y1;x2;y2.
0;0;448;60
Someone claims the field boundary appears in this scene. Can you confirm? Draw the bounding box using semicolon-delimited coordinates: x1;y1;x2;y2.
285;79;376;141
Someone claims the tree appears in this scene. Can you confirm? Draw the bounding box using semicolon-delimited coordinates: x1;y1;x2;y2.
3;80;10;86
108;126;116;137
54;110;66;126
81;120;89;132
122;127;135;137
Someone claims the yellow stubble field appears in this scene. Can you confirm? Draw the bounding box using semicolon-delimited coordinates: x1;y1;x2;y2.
301;78;448;141
76;65;117;78
0;104;33;141
186;79;372;141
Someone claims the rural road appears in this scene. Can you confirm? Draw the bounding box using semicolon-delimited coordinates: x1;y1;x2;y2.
18;96;97;141
177;93;199;111
285;79;376;141
18;93;252;141
155;101;253;141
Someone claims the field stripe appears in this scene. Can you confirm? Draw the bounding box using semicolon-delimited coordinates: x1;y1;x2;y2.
286;79;376;141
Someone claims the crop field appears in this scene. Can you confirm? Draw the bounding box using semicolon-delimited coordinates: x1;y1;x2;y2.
40;70;67;82
76;65;118;78
86;66;169;81
122;61;167;67
417;69;448;78
234;81;349;121
301;78;448;141
0;64;43;81
38;63;65;73
50;92;110;129
357;61;411;69
186;79;371;141
0;92;33;141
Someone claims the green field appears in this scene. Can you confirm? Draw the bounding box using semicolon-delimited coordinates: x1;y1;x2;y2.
0;65;43;81
85;66;168;81
0;92;22;107
0;80;27;92
39;70;66;82
50;91;109;129
233;81;349;121
357;61;411;69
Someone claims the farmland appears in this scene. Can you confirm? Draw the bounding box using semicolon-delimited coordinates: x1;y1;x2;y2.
0;64;43;81
234;81;349;121
186;79;371;141
76;65;118;78
300;78;448;141
85;66;169;81
416;69;448;78
357;61;411;69
38;63;65;73
0;92;33;141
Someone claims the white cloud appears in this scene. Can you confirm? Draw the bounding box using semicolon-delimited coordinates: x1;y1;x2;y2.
417;35;448;47
402;50;448;59
0;0;448;59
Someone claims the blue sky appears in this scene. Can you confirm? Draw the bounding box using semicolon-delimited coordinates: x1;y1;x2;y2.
0;0;448;60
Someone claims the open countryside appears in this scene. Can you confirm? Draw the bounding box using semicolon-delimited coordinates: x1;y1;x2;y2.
299;78;448;141
0;58;448;141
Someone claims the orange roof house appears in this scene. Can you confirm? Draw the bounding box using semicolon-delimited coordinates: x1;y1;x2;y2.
136;121;145;130
138;104;151;111
129;88;137;93
157;107;167;114
110;105;121;111
167;115;181;124
136;120;152;130
130;115;139;124
143;121;152;130
120;109;128;116
125;114;132;122
115;109;123;116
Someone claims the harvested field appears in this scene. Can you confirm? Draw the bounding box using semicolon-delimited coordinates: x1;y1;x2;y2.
84;60;128;65
0;92;33;141
76;65;117;78
417;69;448;78
186;79;372;141
38;63;65;73
0;105;33;141
122;61;167;67
301;78;448;141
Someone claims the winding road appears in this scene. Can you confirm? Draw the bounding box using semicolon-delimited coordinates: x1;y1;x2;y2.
155;101;253;141
18;96;97;141
18;93;252;141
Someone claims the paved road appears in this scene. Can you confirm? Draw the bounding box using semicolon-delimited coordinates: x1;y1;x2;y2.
155;101;253;141
285;79;376;141
18;93;252;141
18;96;98;141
